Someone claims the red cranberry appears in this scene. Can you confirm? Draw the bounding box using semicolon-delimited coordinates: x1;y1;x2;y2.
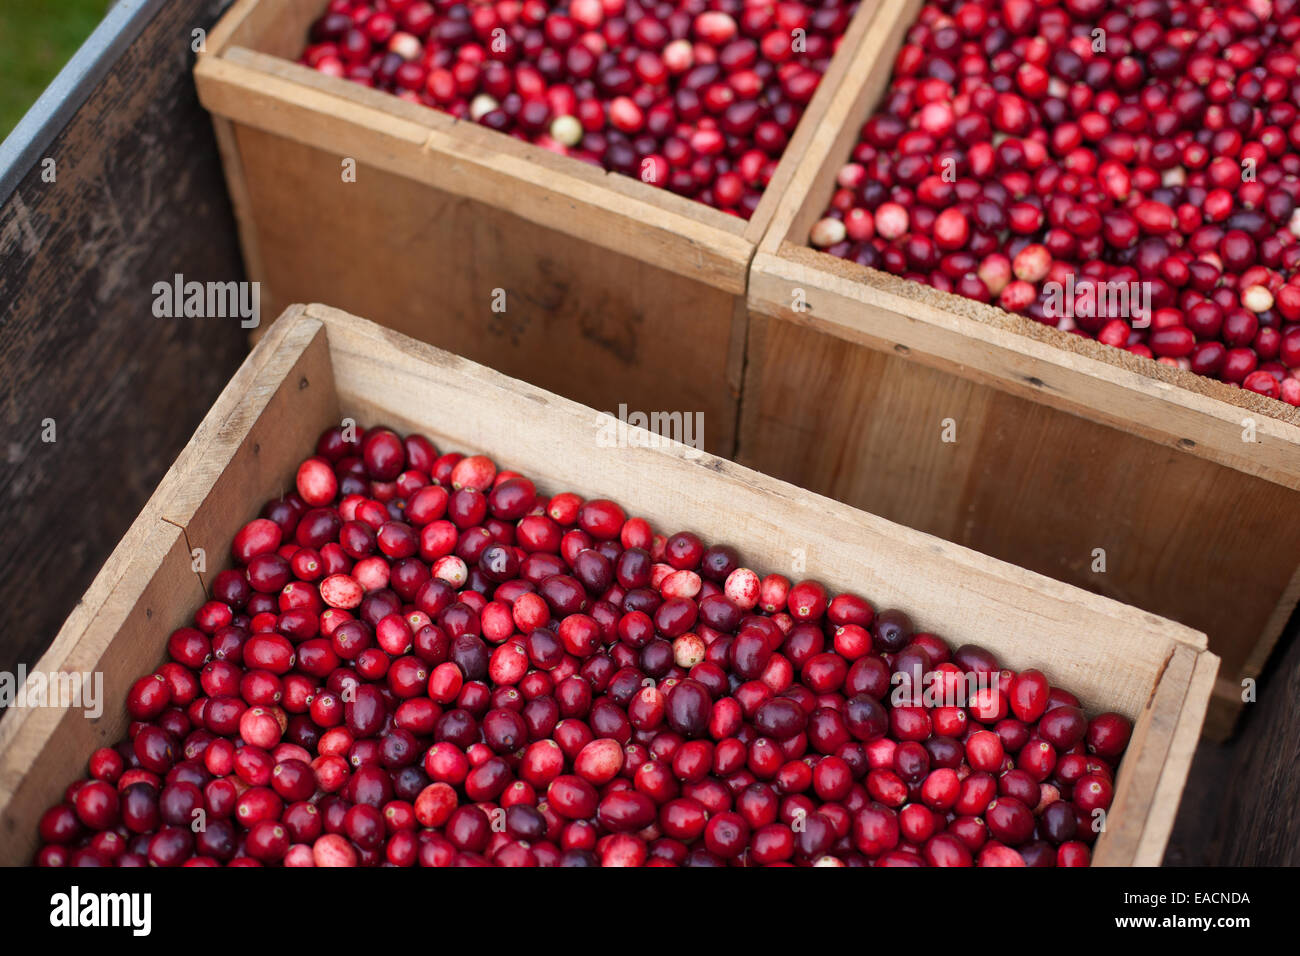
33;422;1132;868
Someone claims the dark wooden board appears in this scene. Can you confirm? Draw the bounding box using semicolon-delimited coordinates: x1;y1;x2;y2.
0;0;247;680
1164;607;1300;866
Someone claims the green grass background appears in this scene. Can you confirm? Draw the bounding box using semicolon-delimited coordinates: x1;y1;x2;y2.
0;0;115;142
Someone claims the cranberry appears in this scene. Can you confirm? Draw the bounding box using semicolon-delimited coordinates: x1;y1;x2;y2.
665;679;712;738
32;423;1130;867
1038;705;1088;750
547;775;599;819
986;797;1035;846
1074;774;1115;815
873;608;912;653
808;0;1300;392
1086;712;1133;759
1008;670;1049;723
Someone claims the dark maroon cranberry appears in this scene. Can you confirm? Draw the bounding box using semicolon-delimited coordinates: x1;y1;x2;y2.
345;684;388;738
505;804;547;842
450;634;490;681
666;679;712;738
873;609;913;653
540;575;588;616
952;644;999;674
754;699;807;740
1040;800;1078;844
698;594;742;632
572;550;613;595
479;544;519;582
147;827;194;867
482;709;529;753
699;545;739;582
844;695;888;741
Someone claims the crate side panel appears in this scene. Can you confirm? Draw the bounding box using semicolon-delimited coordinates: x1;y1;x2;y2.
741;317;1300;723
161;321;340;589
237;128;741;455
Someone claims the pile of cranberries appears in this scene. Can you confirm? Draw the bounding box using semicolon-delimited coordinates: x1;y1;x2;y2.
299;0;858;218
810;0;1300;406
34;423;1131;867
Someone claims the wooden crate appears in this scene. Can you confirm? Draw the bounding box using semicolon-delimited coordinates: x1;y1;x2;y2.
0;303;1216;865
739;0;1300;740
192;0;887;458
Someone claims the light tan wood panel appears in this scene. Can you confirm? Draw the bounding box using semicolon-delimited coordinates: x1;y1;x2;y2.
741;313;999;538
237;129;742;455
159;318;339;590
1094;644;1200;867
741;318;1300;738
1135;648;1220;865
751;249;1300;489
207;0;327;59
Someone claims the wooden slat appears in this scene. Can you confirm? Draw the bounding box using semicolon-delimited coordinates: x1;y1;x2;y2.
159;317;338;589
1134;650;1220;865
751;247;1300;489
1093;645;1197;866
210;115;270;310
759;0;924;256
195;51;752;292
205;0;325;60
231;126;742;455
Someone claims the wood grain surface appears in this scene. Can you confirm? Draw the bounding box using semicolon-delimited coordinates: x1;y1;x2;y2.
228;126;746;455
0;0;247;681
1164;607;1300;866
740;311;1300;740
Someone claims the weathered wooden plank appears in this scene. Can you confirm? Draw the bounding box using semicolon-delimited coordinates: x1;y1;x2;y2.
0;0;248;683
